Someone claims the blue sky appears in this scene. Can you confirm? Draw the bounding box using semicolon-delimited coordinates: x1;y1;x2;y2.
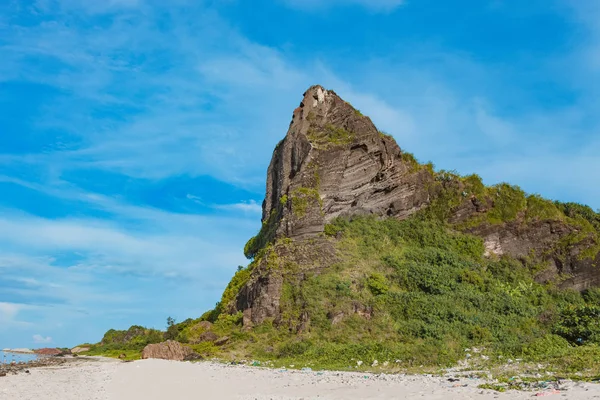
1;0;599;348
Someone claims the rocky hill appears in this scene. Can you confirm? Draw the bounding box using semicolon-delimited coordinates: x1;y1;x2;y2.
226;85;600;328
90;85;600;373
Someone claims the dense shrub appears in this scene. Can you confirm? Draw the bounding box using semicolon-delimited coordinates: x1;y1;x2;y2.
99;325;164;351
554;304;600;345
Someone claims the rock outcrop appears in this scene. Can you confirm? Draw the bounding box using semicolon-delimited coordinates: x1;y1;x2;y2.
245;85;432;258
468;220;600;290
70;346;90;354
34;348;63;356
233;85;600;326
141;341;199;361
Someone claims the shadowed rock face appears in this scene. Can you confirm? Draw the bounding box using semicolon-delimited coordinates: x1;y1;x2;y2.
234;85;600;326
468;221;600;291
262;85;433;241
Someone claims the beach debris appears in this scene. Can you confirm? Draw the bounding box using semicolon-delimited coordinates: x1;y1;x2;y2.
448;378;460;382
301;367;313;372
356;360;363;366
371;360;379;367
535;389;561;397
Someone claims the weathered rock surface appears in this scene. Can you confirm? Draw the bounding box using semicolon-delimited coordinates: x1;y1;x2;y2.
261;85;432;243
468;220;600;291
70;347;90;354
193;331;218;344
236;236;337;326
215;336;230;346
141;341;199;361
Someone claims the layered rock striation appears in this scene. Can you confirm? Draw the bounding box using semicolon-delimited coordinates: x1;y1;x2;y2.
244;85;433;258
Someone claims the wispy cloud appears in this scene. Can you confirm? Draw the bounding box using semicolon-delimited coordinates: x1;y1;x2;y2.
0;302;22;323
214;200;262;214
281;0;405;13
32;334;53;344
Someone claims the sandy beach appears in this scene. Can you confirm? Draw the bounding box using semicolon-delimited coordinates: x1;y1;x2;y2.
1;358;600;400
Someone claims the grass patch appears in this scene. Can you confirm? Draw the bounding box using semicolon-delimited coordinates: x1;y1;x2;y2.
290;187;322;218
307;124;355;149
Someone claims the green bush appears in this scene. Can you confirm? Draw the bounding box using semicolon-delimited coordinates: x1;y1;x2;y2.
556;202;600;232
526;195;563;221
366;273;389;296
98;325;164;351
554;304;600;345
487;183;527;224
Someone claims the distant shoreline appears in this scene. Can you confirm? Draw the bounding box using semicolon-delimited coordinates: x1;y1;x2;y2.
1;348;34;354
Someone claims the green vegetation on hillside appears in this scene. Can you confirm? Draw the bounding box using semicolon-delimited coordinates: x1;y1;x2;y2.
92;216;600;377
412;167;600;262
88;137;600;378
81;325;163;359
244;209;279;259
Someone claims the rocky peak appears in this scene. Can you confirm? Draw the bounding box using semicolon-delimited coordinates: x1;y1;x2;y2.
245;85;433;258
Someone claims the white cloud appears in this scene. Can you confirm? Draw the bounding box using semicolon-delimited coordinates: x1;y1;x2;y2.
282;0;405;12
32;334;53;344
0;302;34;330
0;302;22;323
214;200;262;214
472;99;517;146
0;210;249;280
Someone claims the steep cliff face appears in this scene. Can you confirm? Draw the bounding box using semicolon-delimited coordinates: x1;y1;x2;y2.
244;85;433;258
233;85;600;326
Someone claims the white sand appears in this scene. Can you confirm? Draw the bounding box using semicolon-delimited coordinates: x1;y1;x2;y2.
2;358;600;400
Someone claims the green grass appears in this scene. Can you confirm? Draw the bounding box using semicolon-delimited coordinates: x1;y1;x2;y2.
486;183;527;224
244;209;279;259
